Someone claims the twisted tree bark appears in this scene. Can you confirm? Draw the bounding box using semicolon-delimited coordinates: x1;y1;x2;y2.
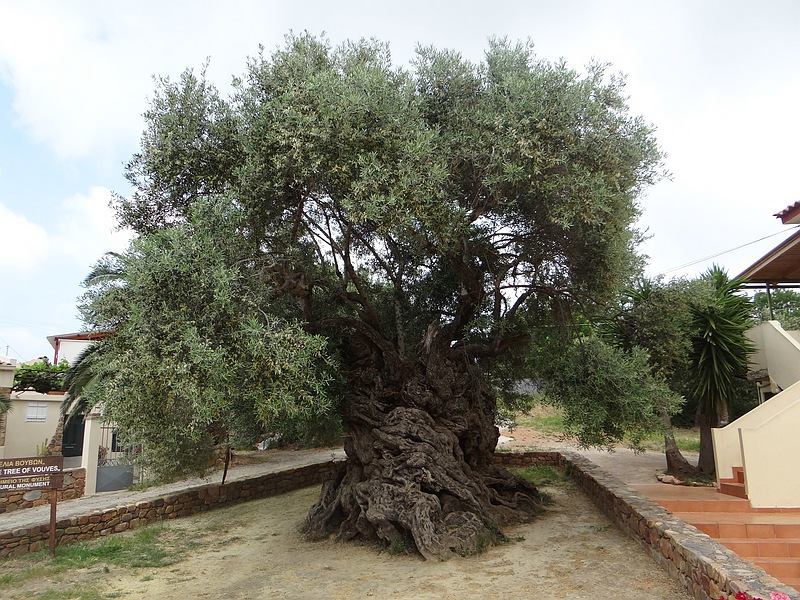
303;330;543;559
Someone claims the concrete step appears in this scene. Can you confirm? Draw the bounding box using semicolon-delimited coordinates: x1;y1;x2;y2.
718;538;800;558
718;480;748;499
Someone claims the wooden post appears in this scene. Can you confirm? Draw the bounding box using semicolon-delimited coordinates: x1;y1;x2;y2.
222;444;231;485
766;284;775;320
49;491;57;556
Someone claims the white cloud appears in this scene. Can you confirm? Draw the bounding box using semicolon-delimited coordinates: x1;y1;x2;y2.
0;1;289;159
0;4;143;158
0;0;799;282
0;201;49;271
1;187;133;275
52;186;133;266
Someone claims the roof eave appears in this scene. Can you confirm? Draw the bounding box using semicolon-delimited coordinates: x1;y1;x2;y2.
738;228;800;283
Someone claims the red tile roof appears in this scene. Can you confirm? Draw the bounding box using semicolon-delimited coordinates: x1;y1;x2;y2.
775;201;800;224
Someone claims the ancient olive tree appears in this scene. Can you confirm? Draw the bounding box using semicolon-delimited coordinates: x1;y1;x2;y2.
97;36;663;559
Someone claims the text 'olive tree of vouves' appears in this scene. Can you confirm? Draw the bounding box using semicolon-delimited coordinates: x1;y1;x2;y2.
112;36;663;559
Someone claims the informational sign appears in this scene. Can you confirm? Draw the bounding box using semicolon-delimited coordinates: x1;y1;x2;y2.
0;456;63;490
0;456;64;555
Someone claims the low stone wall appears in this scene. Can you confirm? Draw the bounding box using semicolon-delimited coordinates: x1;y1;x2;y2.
0;460;339;558
0;467;86;514
494;451;800;600
3;450;797;600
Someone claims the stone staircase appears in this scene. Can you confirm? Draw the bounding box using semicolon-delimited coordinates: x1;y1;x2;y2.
633;483;800;591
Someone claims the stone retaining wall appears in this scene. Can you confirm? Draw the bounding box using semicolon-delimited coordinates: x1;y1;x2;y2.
494;451;800;600
0;460;339;558
0;468;86;514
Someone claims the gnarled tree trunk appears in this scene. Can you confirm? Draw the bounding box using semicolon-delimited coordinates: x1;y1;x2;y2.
303;331;542;559
660;409;698;477
697;413;717;476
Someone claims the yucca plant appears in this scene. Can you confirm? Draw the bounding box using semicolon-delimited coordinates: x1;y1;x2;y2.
689;265;754;475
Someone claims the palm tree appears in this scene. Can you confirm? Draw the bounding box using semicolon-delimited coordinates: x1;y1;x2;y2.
62;343;107;422
61;252;123;422
689;265;754;476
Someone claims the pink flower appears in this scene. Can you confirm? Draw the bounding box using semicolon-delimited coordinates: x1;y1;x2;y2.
770;593;791;600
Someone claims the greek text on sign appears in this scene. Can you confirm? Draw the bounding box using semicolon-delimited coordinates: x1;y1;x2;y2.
0;456;63;479
0;474;63;491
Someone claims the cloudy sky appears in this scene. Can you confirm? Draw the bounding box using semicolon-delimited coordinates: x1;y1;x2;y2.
0;0;798;360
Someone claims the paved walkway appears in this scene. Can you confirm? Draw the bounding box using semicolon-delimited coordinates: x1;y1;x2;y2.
1;438;692;532
1;447;345;532
500;429;699;485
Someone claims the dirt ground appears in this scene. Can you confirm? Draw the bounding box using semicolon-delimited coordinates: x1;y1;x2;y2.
5;481;690;600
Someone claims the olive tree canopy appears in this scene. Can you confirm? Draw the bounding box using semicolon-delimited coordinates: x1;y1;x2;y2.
86;35;663;559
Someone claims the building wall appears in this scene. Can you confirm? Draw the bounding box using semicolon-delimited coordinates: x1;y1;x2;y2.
0;365;14;389
3;392;65;458
55;339;93;366
0;364;16;456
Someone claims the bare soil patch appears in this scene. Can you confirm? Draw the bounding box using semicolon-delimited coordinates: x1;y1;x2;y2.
2;480;689;599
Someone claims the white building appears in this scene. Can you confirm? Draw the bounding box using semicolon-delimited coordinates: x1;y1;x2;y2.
0;332;104;462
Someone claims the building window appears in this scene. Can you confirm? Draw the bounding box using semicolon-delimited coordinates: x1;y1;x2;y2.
26;401;48;422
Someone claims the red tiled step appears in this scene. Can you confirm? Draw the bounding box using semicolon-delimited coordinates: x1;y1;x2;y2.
732;466;745;484
675;513;800;540
753;558;800;579
783;578;800;591
718;538;800;558
659;498;752;512
718;480;748;499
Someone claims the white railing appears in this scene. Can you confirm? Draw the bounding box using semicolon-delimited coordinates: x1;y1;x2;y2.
746;320;800;390
712;321;800;506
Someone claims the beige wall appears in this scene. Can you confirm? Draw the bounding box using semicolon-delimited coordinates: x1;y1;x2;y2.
739;392;800;507
2;391;65;459
56;339;93;366
739;403;800;508
712;379;800;480
0;364;14;389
